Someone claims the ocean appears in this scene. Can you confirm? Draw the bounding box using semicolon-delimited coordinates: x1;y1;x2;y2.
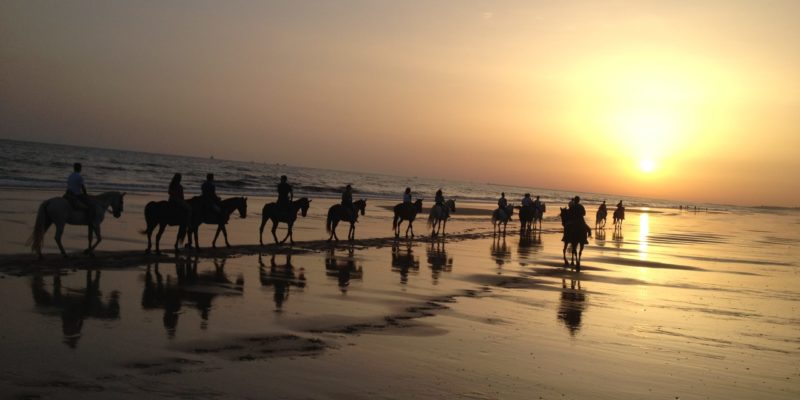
0;138;735;211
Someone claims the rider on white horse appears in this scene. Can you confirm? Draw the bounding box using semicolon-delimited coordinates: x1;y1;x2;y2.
64;163;95;224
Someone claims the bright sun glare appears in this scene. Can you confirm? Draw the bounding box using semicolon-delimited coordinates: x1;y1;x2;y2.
639;158;655;173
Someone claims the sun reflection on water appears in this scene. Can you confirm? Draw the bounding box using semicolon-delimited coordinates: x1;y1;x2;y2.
638;211;649;260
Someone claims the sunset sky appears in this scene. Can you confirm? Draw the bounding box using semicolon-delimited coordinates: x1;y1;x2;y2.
1;1;798;206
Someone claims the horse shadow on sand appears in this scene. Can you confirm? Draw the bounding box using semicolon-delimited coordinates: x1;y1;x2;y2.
558;278;586;337
491;235;512;273
141;255;244;338
325;245;363;293
391;240;420;285
31;270;120;348
259;252;306;311
427;238;453;284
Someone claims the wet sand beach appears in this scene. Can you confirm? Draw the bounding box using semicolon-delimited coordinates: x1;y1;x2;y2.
0;189;798;399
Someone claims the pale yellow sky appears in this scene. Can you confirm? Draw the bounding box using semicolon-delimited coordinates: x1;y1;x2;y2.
1;1;798;206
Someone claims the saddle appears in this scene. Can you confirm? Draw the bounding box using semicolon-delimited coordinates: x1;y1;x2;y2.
63;192;88;211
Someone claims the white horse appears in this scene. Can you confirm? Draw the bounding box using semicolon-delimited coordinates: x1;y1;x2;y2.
428;199;456;237
27;191;126;259
491;204;515;235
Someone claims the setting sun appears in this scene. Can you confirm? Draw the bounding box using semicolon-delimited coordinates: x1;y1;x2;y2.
639;158;656;173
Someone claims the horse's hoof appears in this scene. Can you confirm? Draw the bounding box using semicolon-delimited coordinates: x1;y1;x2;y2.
145;249;151;255
83;249;91;255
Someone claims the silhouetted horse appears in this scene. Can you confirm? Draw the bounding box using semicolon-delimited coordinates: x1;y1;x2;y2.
491;204;514;235
428;199;456;237
142;201;190;254
560;207;589;270
613;206;625;230
260;198;311;245
595;207;607;229
393;199;423;238
28;191;126;259
533;202;546;231
186;196;248;249
519;205;534;232
326;199;367;242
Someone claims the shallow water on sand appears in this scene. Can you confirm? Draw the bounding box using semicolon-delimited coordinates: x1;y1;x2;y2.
0;206;798;399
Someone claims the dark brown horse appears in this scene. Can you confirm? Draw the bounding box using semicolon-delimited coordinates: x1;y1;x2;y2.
186;196;248;250
260;197;311;245
142;201;189;254
393;199;423;238
326;199;367;242
560;207;589;271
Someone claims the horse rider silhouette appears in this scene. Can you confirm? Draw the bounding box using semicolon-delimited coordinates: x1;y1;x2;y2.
64;162;95;225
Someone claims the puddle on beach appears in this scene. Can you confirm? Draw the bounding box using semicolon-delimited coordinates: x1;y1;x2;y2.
1;208;799;399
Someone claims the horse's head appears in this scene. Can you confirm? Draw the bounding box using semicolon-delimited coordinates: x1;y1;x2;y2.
112;192;126;218
238;197;248;218
356;199;367;216
559;207;569;225
414;199;423;212
448;199;456;212
299;198;311;217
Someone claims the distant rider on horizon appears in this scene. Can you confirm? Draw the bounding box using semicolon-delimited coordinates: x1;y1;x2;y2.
521;193;533;207
169;173;191;225
201;173;224;220
65;162;95;224
403;187;412;204
434;189;445;213
277;175;294;217
342;184;354;220
569;196;591;238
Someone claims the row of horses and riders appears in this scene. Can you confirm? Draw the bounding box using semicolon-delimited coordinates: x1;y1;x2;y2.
28;165;626;269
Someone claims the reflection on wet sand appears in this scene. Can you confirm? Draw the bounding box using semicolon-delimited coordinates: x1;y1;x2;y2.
612;228;624;248
325;246;363;293
259;252;306;311
491;235;511;273
427;239;453;284
31;270;120;348
557;278;586;336
142;256;243;337
391;240;419;285
517;230;542;259
594;228;606;246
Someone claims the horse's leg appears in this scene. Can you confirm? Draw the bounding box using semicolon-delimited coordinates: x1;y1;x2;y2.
145;226;152;254
89;225;102;254
332;220;339;242
192;226;201;252
175;225;185;253
442;219;447;236
562;241;569;265
155;224;166;254
222;224;230;247
408;221;415;238
259;216;267;246
272;220;280;244
349;222;355;241
213;225;221;248
55;223;67;258
577;243;583;271
85;225;94;255
283;222;294;245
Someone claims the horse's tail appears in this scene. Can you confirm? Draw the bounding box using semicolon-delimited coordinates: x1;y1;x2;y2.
427;210;435;228
26;199;52;255
392;214;399;230
326;208;334;234
140;201;155;235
